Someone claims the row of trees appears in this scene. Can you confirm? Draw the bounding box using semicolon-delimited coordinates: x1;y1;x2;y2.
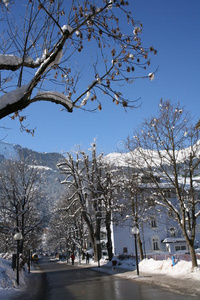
46;100;200;269
47;143;123;261
0;159;47;253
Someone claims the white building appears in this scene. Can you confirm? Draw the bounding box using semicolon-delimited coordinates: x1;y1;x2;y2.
112;174;200;257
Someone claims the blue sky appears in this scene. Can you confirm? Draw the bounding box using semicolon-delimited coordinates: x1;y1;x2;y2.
1;0;200;155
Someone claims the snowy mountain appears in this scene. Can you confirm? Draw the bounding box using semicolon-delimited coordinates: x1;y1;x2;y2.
104;140;200;169
0;141;18;161
0;141;67;217
0;141;65;169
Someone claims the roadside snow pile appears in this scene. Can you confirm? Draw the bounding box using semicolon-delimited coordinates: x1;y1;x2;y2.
139;258;200;280
0;257;17;289
139;258;172;273
0;253;13;260
0;256;28;290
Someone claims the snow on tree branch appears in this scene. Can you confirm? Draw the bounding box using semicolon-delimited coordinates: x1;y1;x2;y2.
0;54;36;70
0;84;30;111
0;0;157;128
32;91;73;112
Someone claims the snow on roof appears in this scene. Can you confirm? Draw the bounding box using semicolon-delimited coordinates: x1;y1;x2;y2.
162;237;186;243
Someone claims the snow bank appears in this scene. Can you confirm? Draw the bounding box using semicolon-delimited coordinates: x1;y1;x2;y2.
139;258;200;280
0;255;30;292
139;258;172;273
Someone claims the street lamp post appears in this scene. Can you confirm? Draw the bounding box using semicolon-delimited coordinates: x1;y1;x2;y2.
131;226;139;276
27;245;32;273
13;232;23;285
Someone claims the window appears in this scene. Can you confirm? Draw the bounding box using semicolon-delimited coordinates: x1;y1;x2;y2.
169;227;176;237
175;245;186;252
101;233;106;239
151;218;157;228
141;175;160;183
152;238;159;250
123;247;128;254
164;190;171;198
147;198;155;207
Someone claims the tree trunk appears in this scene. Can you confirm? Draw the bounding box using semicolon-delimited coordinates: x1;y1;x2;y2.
182;227;197;269
81;210;102;262
81;211;96;259
93;243;98;261
188;243;197;269
105;211;113;261
137;234;144;261
94;216;101;262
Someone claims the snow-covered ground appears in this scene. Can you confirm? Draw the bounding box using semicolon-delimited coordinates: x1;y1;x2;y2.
91;255;200;281
0;253;30;299
139;257;200;279
1;253;200;298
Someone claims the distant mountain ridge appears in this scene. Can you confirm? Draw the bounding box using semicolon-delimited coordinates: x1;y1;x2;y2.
0;141;18;161
0;141;65;169
1;140;200;171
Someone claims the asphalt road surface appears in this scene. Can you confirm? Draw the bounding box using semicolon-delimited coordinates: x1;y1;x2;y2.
6;258;197;300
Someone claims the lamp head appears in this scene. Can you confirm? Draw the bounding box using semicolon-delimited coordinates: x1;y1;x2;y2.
131;227;139;235
14;232;23;241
